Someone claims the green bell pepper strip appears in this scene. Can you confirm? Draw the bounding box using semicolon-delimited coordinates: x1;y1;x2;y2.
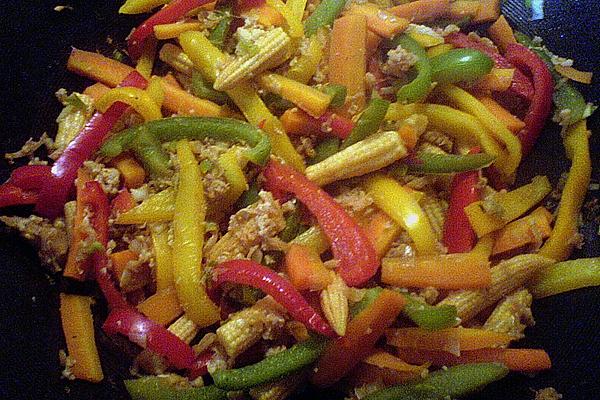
402;294;459;331
303;0;346;37
208;8;232;50
403;152;496;174
349;287;383;318
321;84;347;109
191;70;230;105
99;117;271;175
211;336;329;391
341;98;390;149
363;363;509;400
125;377;227;400
515;31;595;125
529;257;600;298
389;34;432;104
310;137;340;164
430;49;494;84
128;127;172;176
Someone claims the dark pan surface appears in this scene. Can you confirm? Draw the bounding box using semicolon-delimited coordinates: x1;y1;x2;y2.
0;1;598;399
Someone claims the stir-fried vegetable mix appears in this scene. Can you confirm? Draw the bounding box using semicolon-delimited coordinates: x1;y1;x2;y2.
2;0;598;398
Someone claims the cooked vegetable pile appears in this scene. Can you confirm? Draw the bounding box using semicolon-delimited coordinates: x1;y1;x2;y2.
1;0;598;399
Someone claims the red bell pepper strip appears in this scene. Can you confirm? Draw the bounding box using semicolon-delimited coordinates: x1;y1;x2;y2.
442;149;480;253
209;259;337;338
127;0;213;60
0;184;38;208
505;43;554;157
35;71;147;219
188;349;214;380
445;33;534;101
7;165;52;191
103;307;196;370
263;160;379;287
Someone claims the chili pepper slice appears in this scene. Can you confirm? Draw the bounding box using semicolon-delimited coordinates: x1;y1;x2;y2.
35;71;148;218
504;43;554;157
209;259;336;337
103;307;196;370
6;165;52;191
211;336;328;390
363;363;509;400
0;184;38;208
263;159;379;287
442;155;480;253
125;376;227;400
403;152;495;174
445;32;534;100
99;117;271;176
127;0;213;60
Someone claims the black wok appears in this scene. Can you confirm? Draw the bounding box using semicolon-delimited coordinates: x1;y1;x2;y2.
0;1;599;399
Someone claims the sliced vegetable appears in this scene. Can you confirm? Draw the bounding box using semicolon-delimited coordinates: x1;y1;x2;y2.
387;0;450;23
492;206;552;256
264;160;379;287
303;0;346;36
430;49;494;84
285;243;333;291
115;188;175;224
137;287;183;326
403;152;494;174
341;97;390;149
386;327;512;352
529;257;600;298
390;34;432;104
209;259;336;336
402;295;458;331
125;377;227;400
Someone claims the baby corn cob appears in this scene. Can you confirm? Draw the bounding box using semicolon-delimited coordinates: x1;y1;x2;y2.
483;288;534;340
159;43;194;75
214;28;292;91
168;315;200;344
320;274;349;336
420;195;448;242
436;254;555;322
306;130;408;186
249;372;305;400
217;297;286;358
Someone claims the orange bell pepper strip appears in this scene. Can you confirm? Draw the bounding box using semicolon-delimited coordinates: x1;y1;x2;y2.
137;287;184;326
381;253;492;289
311;289;406;387
110;155;146;189
387;0;450;23
487;15;517;53
396;347;551;372
492;206;553;256
360;210;402;258
60;293;104;382
478;96;525;134
285;243;334;291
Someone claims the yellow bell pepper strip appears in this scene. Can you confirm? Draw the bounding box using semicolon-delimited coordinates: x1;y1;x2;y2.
387;0;450;23
529;257;600;298
284;33;324;84
259;73;332;118
151;223;174;291
328;14;368;115
438;84;522;181
470;234;495;260
286;0;308;27
266;0;303;38
554;64;594;85
172;140;220;327
385;102;505;160
119;0;169;14
311;289;406;387
539;120;592;261
345;4;410;38
179;31;305;171
95;87;162;121
154;21;203;39
290;225;330;255
115;188;175;224
60;293;103;382
464;175;552;238
135;37;157;79
217;149;249;206
365;175;438;255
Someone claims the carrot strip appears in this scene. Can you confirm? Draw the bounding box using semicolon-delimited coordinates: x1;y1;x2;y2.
386;327;513;353
387;0;450;23
478;96;525;133
60;293;104;382
396;347;552;372
360;210;402;258
109;249;138;281
381;253;491;289
346;4;409;39
159;78;223;117
311;289;406;387
285;243;334;291
137;287;184;326
328;14;367;116
492;206;552;256
154;21;204;40
488;15;517;53
67;48;133;87
63;169;94;281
